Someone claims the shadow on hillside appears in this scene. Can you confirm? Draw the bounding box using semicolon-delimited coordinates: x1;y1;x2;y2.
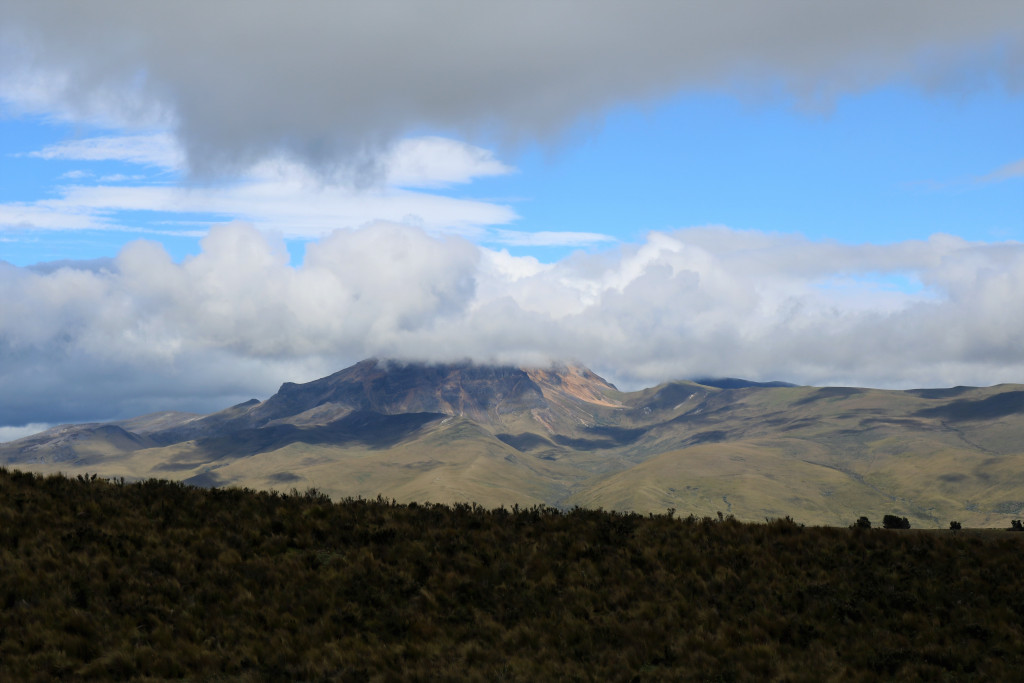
915;391;1024;422
192;411;446;458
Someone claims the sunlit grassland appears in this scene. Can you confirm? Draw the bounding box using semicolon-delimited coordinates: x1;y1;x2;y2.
6;381;1024;527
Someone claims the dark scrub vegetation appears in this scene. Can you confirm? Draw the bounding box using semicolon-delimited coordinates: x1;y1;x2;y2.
882;515;912;530
2;468;1024;681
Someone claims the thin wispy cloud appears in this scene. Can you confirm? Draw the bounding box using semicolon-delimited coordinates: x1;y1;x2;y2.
29;133;184;169
4;135;521;240
976;158;1024;185
489;230;617;248
909;156;1024;192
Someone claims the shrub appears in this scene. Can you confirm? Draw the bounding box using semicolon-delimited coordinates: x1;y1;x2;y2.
852;516;872;529
4;468;1024;680
882;515;911;530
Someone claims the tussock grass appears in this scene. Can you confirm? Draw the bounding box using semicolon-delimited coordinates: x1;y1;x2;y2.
2;467;1024;680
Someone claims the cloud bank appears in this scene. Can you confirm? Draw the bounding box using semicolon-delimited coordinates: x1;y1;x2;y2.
3;0;1021;177
3;223;1023;427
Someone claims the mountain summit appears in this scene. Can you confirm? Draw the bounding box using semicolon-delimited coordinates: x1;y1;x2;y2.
145;359;622;445
258;358;620;424
4;359;1024;527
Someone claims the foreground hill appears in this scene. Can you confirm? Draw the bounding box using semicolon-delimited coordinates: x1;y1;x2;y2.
2;469;1023;680
4;359;1024;527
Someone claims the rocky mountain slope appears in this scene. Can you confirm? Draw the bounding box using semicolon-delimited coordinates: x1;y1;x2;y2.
4;358;1024;527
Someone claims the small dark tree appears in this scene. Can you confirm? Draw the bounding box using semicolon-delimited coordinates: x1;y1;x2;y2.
949;521;962;530
1010;520;1024;531
852;516;872;529
882;514;911;529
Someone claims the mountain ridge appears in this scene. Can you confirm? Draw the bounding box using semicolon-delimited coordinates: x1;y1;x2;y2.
4;358;1024;527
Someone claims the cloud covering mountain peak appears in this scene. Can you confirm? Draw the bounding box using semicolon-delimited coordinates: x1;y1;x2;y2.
4;222;1024;429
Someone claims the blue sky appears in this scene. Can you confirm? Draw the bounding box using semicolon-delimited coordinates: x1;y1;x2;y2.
4;85;1021;266
1;1;1023;436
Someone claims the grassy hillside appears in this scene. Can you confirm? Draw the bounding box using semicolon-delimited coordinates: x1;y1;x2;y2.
2;467;1024;681
5;372;1024;527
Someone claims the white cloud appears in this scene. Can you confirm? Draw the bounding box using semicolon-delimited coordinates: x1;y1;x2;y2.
0;423;52;443
29;133;184;169
977;157;1024;184
2;136;520;239
0;202;100;231
489;230;617;248
3;223;1024;427
99;174;147;183
384;137;514;188
4;133;521;240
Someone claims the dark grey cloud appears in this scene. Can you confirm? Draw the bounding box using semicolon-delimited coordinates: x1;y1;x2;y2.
2;0;1021;176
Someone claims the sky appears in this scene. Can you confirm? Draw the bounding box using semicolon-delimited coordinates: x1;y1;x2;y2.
1;1;1023;439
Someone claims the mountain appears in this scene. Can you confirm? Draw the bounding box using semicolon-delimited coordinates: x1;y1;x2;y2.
4;359;1024;527
145;358;618;441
